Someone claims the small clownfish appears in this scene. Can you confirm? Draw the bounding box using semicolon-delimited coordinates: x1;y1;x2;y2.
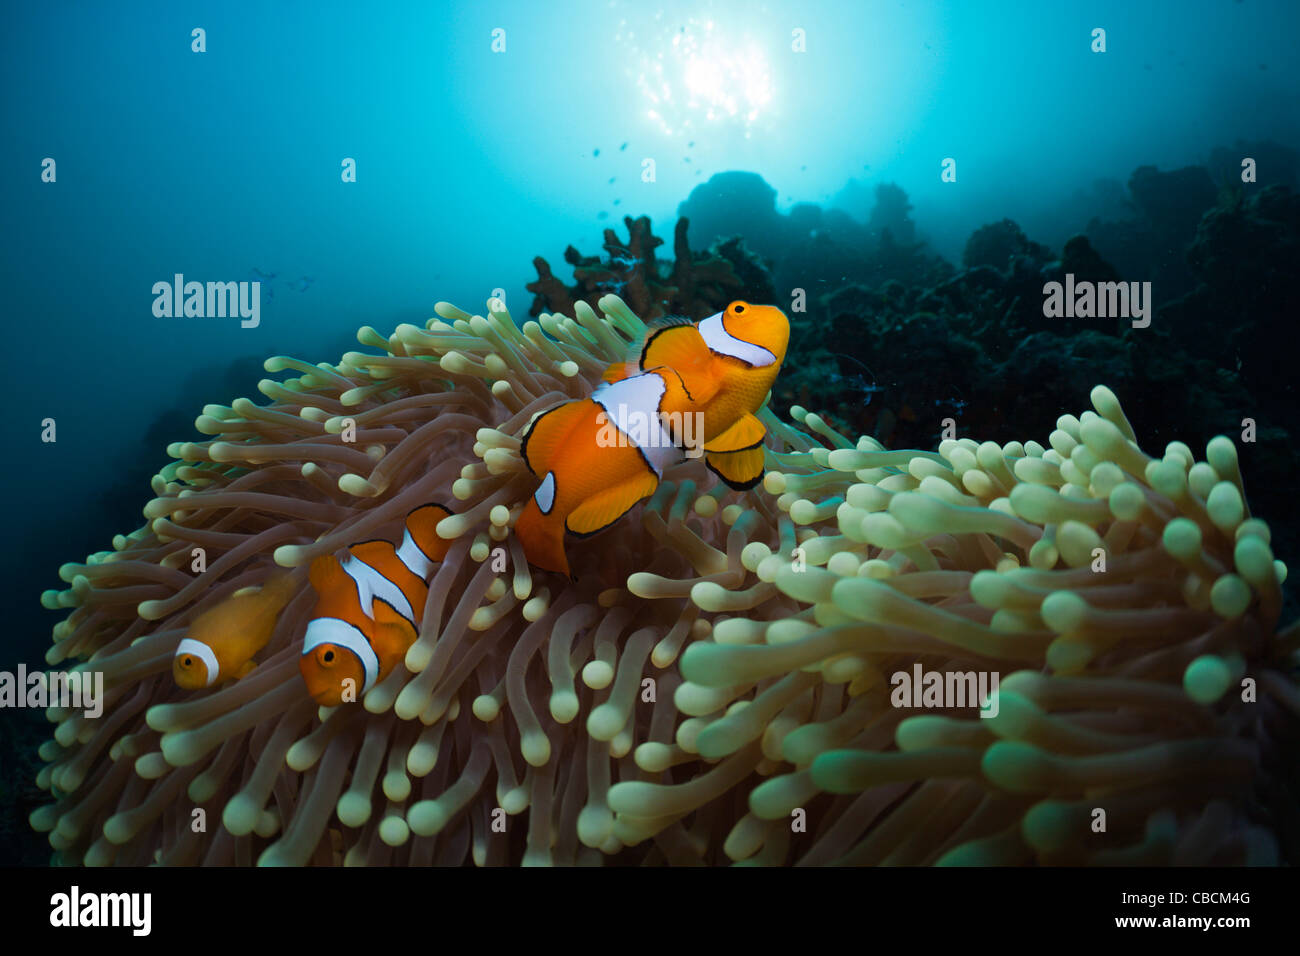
299;503;453;706
514;300;789;576
173;570;298;689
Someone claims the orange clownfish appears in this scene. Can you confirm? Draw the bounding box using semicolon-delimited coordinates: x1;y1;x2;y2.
173;570;298;689
299;503;453;706
514;300;789;576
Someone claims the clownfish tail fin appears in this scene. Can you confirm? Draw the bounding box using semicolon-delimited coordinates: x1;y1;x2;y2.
515;494;571;577
405;503;454;563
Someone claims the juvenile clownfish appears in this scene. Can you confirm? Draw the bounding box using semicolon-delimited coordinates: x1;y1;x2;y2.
299;503;453;706
173;570;298;689
514;300;789;576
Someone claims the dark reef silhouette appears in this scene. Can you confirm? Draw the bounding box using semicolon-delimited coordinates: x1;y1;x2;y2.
527;154;1300;613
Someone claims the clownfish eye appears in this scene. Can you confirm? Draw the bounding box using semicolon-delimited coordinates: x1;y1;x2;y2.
733;304;746;314
322;649;335;664
182;657;193;667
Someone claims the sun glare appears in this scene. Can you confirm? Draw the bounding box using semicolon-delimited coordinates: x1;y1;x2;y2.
619;16;775;137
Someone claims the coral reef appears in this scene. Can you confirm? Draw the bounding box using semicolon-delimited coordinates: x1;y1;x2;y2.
1206;140;1299;192
682;173;952;302
31;294;1299;866
1155;184;1300;572
678;170;788;260
526;215;764;321
962;219;1050;272
764;178;1297;611
1085;164;1218;304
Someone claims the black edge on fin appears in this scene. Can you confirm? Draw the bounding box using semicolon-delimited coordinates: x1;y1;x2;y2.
518;404;562;476
705;457;764;491
638;316;696;368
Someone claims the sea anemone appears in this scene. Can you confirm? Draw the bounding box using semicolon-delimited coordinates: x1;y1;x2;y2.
31;294;1298;866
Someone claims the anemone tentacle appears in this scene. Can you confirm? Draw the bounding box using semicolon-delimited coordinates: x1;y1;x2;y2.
33;295;1296;866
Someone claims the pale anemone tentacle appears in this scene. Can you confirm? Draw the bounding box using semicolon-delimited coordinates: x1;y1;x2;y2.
31;288;1297;867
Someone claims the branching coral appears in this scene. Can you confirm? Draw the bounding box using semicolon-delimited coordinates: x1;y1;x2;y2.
31;293;1298;866
526;215;750;321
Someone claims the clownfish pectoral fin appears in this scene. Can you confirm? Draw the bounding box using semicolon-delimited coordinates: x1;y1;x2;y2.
405;503;454;562
519;399;593;476
370;599;418;680
705;445;767;491
372;597;417;642
704;412;767;453
235;660;257;680
638;324;719;404
565;471;660;536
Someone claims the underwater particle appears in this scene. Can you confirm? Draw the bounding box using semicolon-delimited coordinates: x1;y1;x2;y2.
249;268;276;299
687;141;694;148
594;148;601;157
609;177;616;184
598;211;609;219
613;199;621;205
620;142;628;151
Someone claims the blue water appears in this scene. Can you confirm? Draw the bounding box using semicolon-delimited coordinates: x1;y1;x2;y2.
2;0;1298;668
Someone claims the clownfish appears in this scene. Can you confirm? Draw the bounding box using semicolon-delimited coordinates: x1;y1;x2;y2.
514;300;789;576
173;570;298;689
299;503;453;706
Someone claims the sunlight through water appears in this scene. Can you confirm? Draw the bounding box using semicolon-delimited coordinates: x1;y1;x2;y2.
619;14;775;138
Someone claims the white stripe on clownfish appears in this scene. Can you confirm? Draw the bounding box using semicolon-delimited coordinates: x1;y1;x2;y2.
302;617;381;693
591;372;682;477
394;528;433;579
340;553;416;627
699;311;777;367
535;471;557;514
175;638;220;687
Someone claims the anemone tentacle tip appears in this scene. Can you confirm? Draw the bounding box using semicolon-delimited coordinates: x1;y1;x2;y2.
29;286;1296;868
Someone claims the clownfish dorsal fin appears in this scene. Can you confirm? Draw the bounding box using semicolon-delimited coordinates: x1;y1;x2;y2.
565;471;660;536
705;445;767;491
704;412;767;453
638;323;720;405
348;539;396;566
519;399;591;476
603;315;695;385
601;360;638;384
647;314;696;329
